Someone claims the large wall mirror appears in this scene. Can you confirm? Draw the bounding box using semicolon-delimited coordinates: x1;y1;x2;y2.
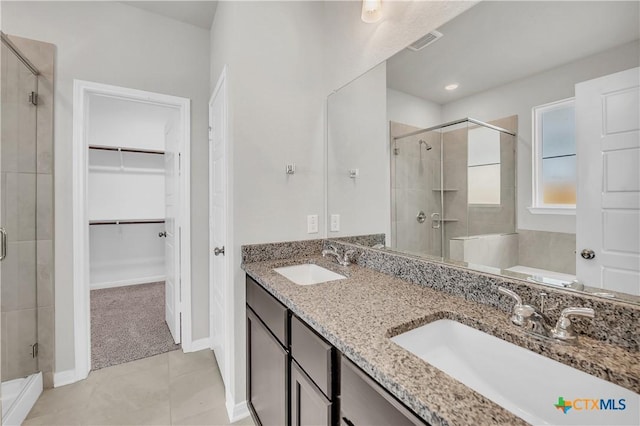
327;1;640;303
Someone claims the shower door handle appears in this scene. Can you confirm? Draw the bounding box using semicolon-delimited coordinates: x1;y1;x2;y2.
0;227;7;261
431;213;441;229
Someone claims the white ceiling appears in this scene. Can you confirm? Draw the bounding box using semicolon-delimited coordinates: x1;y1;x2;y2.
122;1;218;29
387;1;640;105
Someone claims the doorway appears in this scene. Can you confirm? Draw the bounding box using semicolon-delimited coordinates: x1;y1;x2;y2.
72;80;192;380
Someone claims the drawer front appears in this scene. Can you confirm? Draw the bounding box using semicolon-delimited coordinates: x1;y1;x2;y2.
290;315;334;400
341;357;426;426
246;276;288;347
291;361;332;426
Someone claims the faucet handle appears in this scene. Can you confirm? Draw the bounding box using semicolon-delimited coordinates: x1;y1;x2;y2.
498;287;535;326
552;307;595;342
498;286;522;305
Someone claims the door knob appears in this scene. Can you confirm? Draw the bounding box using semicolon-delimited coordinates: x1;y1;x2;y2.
580;249;595;260
158;231;167;238
214;246;225;256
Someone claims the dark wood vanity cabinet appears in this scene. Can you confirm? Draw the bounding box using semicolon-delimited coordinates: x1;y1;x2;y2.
290;315;338;426
246;277;289;426
291;361;333;426
246;275;425;426
340;357;426;426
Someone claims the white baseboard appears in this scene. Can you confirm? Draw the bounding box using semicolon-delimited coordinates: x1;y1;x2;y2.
53;369;80;388
3;372;43;426
90;275;166;290
183;337;211;353
226;394;249;424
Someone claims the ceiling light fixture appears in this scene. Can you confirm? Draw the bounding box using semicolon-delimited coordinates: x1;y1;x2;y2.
361;0;383;24
445;83;459;91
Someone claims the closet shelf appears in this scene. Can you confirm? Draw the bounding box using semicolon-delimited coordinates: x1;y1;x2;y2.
89;219;165;225
89;145;165;155
88;165;164;174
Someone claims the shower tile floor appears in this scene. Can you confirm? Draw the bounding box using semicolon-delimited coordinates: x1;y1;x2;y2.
24;349;254;425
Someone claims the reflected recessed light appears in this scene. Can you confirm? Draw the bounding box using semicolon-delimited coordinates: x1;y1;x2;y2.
445;83;459;91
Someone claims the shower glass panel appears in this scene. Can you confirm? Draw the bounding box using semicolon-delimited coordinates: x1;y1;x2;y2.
391;118;516;262
391;123;444;258
1;41;40;382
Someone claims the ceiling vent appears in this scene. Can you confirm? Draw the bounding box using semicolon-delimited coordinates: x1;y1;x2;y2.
407;31;443;52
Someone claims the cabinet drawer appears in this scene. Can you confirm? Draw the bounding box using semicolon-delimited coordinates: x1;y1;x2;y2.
246;276;288;347
290;315;335;400
341;357;426;426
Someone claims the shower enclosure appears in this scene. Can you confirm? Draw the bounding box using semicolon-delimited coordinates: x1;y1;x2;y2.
1;33;43;424
391;117;517;266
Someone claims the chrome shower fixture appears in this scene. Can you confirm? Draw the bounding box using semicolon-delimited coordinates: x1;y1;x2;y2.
419;139;433;151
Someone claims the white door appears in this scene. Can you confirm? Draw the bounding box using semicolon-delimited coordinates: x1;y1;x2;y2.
209;72;228;382
576;67;640;295
165;116;181;343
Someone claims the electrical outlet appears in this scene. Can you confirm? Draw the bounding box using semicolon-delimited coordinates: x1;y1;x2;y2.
307;214;318;234
330;214;340;232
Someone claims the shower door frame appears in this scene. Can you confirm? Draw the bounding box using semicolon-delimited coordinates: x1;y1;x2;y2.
0;31;41;382
391;117;516;258
71;80;193;384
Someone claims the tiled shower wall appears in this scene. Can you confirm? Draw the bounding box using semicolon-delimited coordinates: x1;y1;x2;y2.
442;116;517;259
1;35;55;388
390;121;442;256
517;229;576;274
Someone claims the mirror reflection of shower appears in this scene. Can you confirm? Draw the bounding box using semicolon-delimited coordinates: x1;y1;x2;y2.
418;139;432;160
390;117;516;260
418;139;432;151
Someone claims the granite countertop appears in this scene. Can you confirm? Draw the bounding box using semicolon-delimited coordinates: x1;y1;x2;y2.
243;254;640;426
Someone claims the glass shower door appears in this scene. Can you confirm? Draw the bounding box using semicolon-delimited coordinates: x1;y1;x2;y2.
391;127;442;257
1;40;39;383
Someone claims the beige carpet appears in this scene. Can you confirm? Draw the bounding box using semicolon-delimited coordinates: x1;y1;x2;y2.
91;282;180;370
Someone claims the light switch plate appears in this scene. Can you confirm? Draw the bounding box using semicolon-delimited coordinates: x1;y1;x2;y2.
307;214;318;234
330;214;340;232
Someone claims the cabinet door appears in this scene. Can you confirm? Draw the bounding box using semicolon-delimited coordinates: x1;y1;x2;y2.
291;315;335;399
341;357;426;426
247;308;288;426
291;361;332;426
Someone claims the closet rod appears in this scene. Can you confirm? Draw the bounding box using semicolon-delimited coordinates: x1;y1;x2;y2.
89;145;165;155
89;219;165;225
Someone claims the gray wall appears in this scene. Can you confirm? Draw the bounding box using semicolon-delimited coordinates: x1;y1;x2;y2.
3;1;211;374
209;0;473;408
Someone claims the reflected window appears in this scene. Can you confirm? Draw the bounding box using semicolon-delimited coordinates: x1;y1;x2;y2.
532;99;577;210
468;127;501;204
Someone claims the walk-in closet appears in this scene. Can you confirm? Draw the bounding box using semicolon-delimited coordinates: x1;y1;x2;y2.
87;95;180;369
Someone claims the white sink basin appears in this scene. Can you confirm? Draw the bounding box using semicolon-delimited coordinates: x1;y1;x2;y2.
273;264;346;285
391;319;639;425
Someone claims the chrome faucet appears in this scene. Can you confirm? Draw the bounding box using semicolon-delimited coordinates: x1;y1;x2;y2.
321;245;355;266
498;287;536;326
498;287;595;343
551;307;595;342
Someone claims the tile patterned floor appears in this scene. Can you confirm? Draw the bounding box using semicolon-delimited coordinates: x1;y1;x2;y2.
24;350;255;426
